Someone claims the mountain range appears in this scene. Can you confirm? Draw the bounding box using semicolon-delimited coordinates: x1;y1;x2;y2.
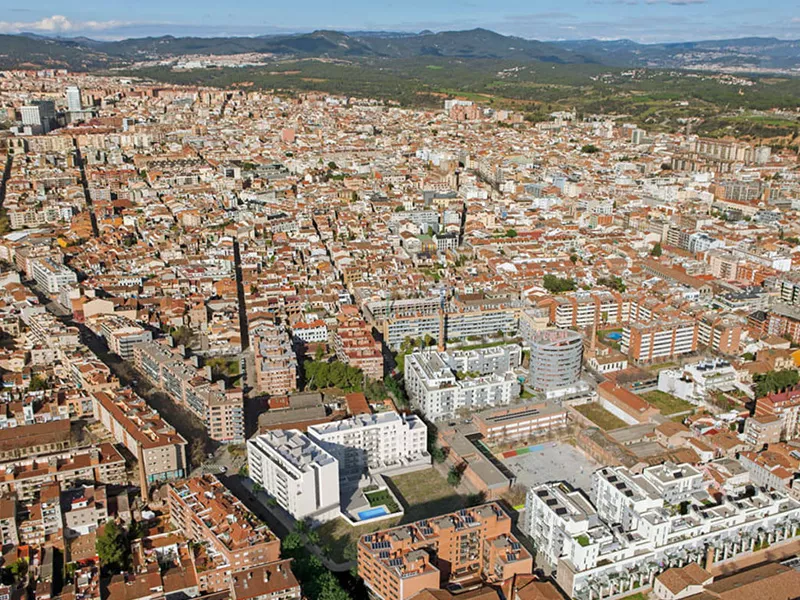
1;28;799;72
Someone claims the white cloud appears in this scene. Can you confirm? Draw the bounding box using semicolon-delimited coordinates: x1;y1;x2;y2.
0;14;131;34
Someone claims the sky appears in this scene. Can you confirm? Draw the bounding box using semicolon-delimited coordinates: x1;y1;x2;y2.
0;0;798;43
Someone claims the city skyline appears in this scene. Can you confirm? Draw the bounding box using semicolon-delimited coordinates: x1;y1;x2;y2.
1;1;799;43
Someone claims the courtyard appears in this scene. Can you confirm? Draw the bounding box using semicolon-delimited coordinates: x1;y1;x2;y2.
501;442;600;492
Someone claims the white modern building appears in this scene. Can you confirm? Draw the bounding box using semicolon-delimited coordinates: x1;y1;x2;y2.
404;345;522;421
522;463;800;600
307;412;429;481
31;258;78;294
247;430;340;523
657;359;737;405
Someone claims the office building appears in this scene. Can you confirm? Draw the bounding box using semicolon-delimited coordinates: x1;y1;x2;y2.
358;503;531;600
307;412;429;481
528;329;583;392
66;86;82;112
247;429;340;523
404;345;521;421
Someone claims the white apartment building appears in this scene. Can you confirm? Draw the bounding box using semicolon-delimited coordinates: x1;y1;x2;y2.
31;258;78;294
404;345;522;421
307;412;429;481
523;463;800;600
291;320;329;345
97;315;153;360
657;359;737;405
247;430;340;523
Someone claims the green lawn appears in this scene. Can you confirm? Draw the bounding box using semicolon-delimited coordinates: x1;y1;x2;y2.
317;516;399;564
642;390;694;415
387;468;467;523
575;403;627;431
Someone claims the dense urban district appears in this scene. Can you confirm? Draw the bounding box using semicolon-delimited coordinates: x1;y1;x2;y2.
0;67;800;600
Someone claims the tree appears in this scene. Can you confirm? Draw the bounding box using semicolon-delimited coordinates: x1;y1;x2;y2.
28;374;49;391
543;274;577;294
506;228;518;238
569;253;578;264
754;369;800;398
650;242;663;257
189;438;206;470
96;520;128;573
430;445;446;464
447;466;462;487
171;326;195;347
580;144;600;154
8;559;27;583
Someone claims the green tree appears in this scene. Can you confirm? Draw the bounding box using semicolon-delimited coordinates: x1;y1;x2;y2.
506;228;518;238
543;274;577;294
651;242;663;257
581;144;600;154
754;369;800;398
8;558;27;583
28;374;49;391
447;466;462;487
96;520;128;573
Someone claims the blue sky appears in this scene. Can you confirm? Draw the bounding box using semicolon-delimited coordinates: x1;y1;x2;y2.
0;0;798;42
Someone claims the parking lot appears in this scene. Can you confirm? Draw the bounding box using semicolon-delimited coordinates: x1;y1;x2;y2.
501;442;599;492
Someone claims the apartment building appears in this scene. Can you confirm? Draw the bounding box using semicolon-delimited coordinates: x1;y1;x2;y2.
622;319;698;364
31;257;77;294
134;341;244;443
363;295;519;350
755;385;800;441
230;560;301;600
0;497;18;548
548;292;630;330
523;464;800;600
778;274;800;307
93;389;187;491
0;444;126;501
307;412;429;480
657;359;738;405
695;314;742;355
738;444;800;499
62;485;108;539
332;311;383;380
742;415;782;447
358;503;531;600
96;315;153;360
247;429;340;523
404;345;521;421
291;319;328;345
252;322;298;396
168;475;281;584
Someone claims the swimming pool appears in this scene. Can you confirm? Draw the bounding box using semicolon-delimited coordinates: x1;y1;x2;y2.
358;506;389;520
606;332;622;341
